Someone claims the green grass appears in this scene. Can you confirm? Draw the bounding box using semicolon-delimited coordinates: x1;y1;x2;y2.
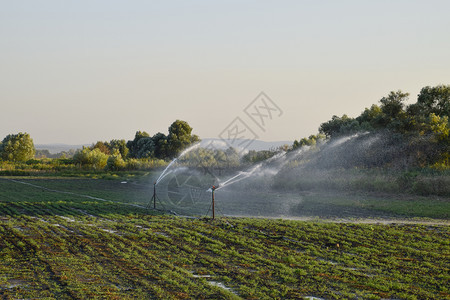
0;178;153;216
0;178;449;299
297;193;450;219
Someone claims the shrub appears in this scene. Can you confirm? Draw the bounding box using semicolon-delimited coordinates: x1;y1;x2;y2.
0;132;35;162
106;150;126;171
73;147;108;169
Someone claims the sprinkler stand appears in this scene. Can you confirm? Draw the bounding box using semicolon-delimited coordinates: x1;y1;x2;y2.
148;182;158;209
211;185;217;220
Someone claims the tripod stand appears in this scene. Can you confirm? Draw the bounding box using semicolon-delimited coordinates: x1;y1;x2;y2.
147;182;158;209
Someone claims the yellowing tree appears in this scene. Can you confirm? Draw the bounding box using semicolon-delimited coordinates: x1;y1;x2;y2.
429;113;449;142
73;147;108;169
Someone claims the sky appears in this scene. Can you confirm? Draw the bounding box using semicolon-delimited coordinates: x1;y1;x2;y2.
1;0;449;145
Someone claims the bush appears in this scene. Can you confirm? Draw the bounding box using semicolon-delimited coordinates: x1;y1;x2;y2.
73;147;108;169
412;176;450;196
0;132;35;162
106;150;126;171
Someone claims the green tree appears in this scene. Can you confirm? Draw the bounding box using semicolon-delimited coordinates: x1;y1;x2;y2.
428;113;449;142
166;120;200;159
319;114;356;138
73;147;108;169
380;90;408;118
242;150;277;163
106;149;126;171
293;134;326;150
152;132;168;159
377;90;409;130
318;92;409;140
415;85;450;117
0;132;35;161
214;149;227;166
136;137;155;158
405;85;450;134
91;141;110;155
35;149;51;159
191;148;217;168
224;147;240;168
293;134;325;149
109;139;129;158
356;104;382;130
127;131;150;158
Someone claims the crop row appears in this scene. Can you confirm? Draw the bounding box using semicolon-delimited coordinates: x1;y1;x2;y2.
0;178;449;299
2;211;448;299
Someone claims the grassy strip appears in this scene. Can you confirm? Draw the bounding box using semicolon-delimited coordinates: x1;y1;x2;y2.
274;168;450;197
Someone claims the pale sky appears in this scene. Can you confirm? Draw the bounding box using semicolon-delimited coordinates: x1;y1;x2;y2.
1;1;449;144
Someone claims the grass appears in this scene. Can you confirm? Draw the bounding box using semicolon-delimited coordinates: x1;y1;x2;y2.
0;178;449;299
298;193;450;219
273;167;450;197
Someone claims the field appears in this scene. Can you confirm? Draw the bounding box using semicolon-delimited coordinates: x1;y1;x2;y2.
0;178;449;299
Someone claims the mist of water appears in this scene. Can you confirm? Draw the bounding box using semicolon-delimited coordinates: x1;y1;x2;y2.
151;132;414;219
155;143;201;185
178;143;201;158
216;164;262;190
155;159;178;185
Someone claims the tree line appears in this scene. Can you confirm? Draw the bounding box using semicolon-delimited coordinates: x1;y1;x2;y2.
317;85;449;139
0;120;200;171
292;84;449;168
1;85;448;171
73;120;200;170
0;118;279;173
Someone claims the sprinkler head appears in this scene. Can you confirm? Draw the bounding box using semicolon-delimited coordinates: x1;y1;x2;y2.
211;185;218;191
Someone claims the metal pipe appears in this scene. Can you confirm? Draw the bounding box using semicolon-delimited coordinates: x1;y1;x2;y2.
211;185;217;220
212;189;215;220
153;182;156;209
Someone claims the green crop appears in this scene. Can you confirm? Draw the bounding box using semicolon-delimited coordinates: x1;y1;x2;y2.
0;178;449;299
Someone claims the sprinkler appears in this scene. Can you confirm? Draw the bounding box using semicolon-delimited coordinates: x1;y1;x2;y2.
211;185;218;220
148;182;158;209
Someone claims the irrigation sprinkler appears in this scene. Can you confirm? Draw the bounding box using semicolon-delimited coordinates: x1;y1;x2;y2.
211;185;217;220
148;182;158;210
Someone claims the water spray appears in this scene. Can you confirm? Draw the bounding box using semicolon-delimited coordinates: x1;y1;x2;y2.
154;142;202;186
150;143;204;212
156;159;178;185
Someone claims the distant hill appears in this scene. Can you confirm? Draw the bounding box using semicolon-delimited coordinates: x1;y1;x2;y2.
35;140;291;155
35;144;89;154
200;139;292;151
